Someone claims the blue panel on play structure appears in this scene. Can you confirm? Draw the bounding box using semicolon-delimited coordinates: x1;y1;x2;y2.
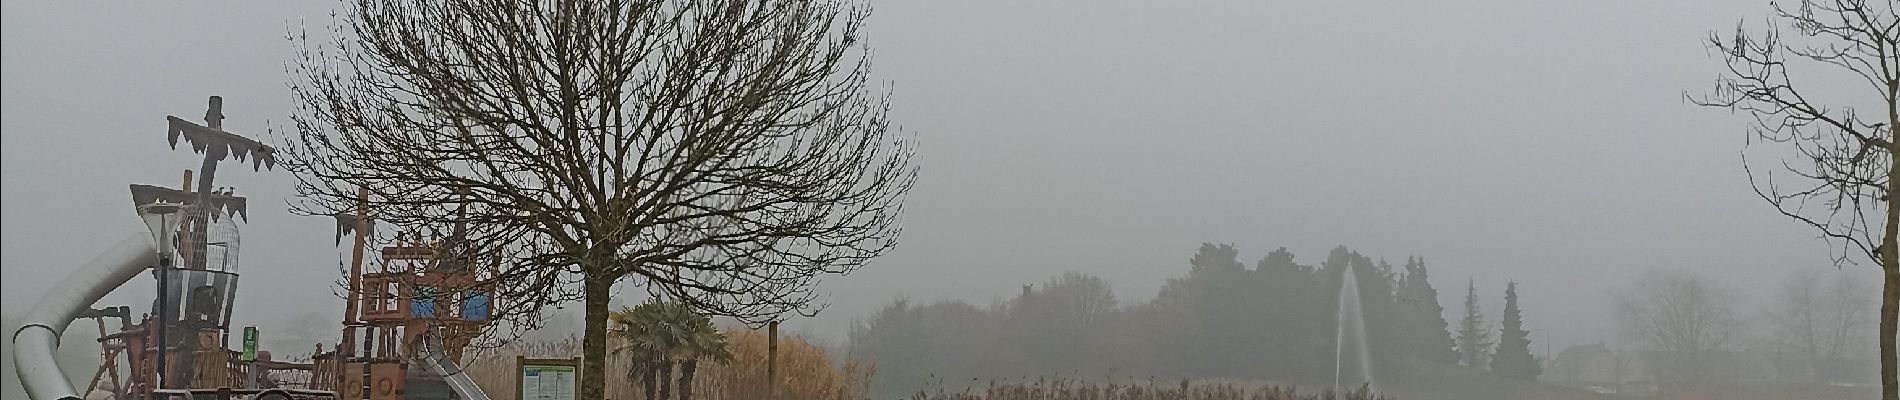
412;285;437;317
462;290;489;320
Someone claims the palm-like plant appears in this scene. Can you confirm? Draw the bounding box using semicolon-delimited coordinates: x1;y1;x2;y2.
610;306;665;400
611;301;731;400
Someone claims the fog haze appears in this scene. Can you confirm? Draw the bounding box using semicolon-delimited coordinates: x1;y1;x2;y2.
0;0;1865;365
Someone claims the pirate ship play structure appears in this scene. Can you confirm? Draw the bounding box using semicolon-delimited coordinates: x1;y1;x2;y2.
10;97;495;400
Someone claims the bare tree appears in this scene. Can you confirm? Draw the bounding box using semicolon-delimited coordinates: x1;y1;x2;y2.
1687;0;1898;397
280;1;916;399
1765;269;1879;383
1024;272;1119;327
1613;269;1743;383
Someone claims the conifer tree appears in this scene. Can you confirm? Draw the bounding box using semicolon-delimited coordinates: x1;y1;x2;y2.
1398;257;1456;363
1491;281;1541;380
1456;278;1492;368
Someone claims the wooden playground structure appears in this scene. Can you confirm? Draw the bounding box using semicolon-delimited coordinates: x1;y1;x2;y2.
69;97;496;400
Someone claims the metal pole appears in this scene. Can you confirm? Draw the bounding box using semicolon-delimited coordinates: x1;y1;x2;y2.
154;256;171;391
157;170;187;395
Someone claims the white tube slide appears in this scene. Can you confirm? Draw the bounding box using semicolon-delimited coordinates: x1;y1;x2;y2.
11;233;157;400
416;329;491;400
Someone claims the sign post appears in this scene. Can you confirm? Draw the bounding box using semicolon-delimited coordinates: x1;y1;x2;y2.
240;327;257;362
240;326;258;388
515;356;579;400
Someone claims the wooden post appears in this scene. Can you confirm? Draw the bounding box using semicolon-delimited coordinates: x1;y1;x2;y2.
175;170;193;267
85;317;111;395
188;97;223;270
342;187;369;356
204;96;224;130
767;321;778;400
360;325;374;400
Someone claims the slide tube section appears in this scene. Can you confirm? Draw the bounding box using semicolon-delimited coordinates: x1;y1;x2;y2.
416;329;491;400
11;233;157;400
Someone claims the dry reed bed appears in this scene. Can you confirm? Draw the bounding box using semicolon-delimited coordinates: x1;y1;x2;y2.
907;379;1384;400
458;331;1378;400
461;328;870;400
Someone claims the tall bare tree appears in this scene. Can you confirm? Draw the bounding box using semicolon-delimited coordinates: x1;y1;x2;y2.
280;1;916;399
1765;269;1879;383
1614;269;1743;383
1689;1;1897;397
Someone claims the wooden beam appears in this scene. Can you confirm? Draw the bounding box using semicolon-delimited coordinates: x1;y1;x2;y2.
342;187;369;357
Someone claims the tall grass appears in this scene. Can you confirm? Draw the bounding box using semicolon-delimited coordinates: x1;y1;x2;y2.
691;328;873;400
906;379;1385;400
461;328;871;400
458;330;1378;400
462;336;583;397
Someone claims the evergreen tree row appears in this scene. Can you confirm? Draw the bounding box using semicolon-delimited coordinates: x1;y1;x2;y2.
849;244;1544;398
1454;279;1543;381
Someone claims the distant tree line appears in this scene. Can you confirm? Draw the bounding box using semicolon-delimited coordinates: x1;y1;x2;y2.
847;244;1542;397
1603;268;1881;386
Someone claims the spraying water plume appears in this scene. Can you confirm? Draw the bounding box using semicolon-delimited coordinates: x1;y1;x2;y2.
1335;267;1375;391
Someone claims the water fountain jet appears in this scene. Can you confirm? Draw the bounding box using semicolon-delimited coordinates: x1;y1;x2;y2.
1334;266;1375;392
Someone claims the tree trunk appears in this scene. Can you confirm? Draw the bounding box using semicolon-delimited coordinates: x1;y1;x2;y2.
1882;259;1897;400
679;359;698;400
1884;118;1899;400
643;362;658;400
658;359;674;400
582;275;611;400
1884;99;1900;400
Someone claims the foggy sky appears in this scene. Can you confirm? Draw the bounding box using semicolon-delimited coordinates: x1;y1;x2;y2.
2;0;1875;356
